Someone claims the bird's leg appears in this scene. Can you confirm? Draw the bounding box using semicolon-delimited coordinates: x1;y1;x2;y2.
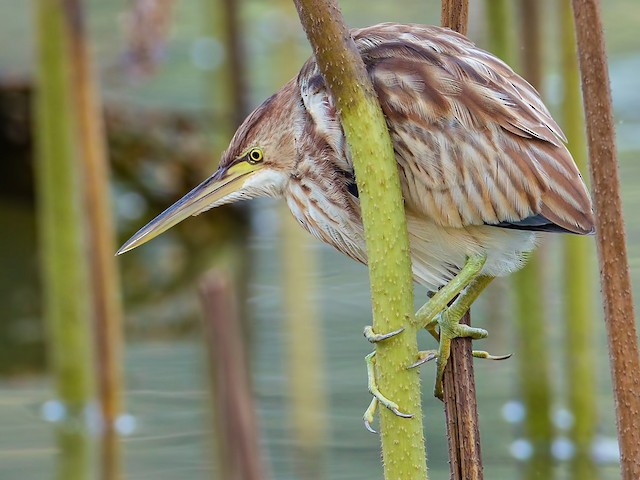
363;352;413;433
414;254;488;328
417;274;507;399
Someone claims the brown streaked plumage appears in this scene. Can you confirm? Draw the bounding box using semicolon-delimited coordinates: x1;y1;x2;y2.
118;22;594;294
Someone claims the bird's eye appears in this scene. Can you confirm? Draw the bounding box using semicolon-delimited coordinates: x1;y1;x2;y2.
246;148;263;164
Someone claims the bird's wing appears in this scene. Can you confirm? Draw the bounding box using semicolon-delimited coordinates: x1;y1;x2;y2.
353;23;594;234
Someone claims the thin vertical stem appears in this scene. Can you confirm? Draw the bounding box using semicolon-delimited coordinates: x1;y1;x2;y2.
441;0;469;35
34;0;93;478
199;273;268;480
560;2;598;479
441;3;484;480
62;1;125;479
513;3;554;478
485;0;511;61
571;1;640;479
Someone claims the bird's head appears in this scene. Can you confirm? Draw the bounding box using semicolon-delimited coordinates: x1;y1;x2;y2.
117;81;301;255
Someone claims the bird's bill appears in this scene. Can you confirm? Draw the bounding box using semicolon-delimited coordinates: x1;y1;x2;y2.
116;162;259;255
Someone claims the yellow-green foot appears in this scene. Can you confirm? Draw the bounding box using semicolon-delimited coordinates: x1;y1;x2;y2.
428;308;488;399
408;349;511;369
411;256;502;401
363;352;413;433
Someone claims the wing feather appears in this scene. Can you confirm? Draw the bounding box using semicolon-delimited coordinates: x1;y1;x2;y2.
353;23;594;234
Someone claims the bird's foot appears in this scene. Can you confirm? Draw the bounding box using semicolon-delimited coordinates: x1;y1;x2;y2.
426;308;488;400
363;352;413;433
408;346;511;373
363;325;404;343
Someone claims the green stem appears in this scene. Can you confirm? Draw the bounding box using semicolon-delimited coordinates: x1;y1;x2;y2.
561;2;597;478
34;0;93;478
485;0;512;62
514;3;555;478
292;1;427;479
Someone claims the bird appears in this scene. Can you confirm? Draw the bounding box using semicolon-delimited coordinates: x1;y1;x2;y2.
118;22;594;420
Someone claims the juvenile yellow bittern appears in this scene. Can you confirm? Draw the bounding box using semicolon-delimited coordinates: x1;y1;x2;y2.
118;23;594;422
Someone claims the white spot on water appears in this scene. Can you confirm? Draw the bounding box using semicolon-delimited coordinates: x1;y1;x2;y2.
502;400;525;424
510;438;533;461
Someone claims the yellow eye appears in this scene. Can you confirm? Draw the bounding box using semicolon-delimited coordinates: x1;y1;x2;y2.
247;148;263;164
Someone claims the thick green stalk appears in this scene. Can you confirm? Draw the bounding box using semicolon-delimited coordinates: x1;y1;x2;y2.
560;1;597;478
34;0;93;478
292;1;427;479
62;1;125;478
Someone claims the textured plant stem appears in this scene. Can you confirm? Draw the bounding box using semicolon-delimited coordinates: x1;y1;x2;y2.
514;2;555;479
292;1;427;479
571;1;640;478
442;318;483;480
34;0;93;478
441;3;483;479
560;2;598;478
441;0;469;35
62;1;124;479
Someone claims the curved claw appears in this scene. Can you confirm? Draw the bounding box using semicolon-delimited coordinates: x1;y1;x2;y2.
363;397;378;434
364;326;405;343
407;350;437;369
472;351;512;361
391;407;414;419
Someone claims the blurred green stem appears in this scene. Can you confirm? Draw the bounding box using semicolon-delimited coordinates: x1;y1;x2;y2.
281;207;327;479
514;2;554;478
512;256;554;479
274;2;327;477
485;0;511;62
34;0;93;478
561;1;597;478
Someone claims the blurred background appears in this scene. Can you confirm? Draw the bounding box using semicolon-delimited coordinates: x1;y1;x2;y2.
0;0;638;479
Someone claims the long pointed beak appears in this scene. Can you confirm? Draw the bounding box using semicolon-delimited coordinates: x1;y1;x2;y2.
117;162;259;255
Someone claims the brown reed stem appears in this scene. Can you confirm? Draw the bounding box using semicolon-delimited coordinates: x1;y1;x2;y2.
571;1;640;478
199;273;268;480
62;1;125;478
441;0;469;36
440;3;483;479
